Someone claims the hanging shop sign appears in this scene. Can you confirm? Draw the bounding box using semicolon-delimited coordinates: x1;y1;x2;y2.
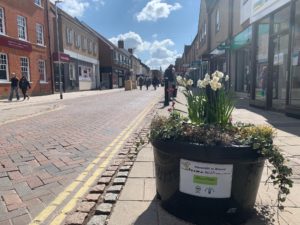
250;0;290;23
180;159;233;198
53;52;70;62
0;35;32;52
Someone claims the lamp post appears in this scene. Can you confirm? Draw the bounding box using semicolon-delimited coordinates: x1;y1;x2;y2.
55;0;63;99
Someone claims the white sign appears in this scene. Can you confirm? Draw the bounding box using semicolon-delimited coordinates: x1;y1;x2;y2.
180;159;233;198
250;0;290;23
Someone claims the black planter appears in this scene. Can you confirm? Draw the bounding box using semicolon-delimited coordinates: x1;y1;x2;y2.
152;140;265;224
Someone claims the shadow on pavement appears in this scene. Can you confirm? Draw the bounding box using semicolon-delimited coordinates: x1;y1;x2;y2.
234;97;300;137
132;197;275;225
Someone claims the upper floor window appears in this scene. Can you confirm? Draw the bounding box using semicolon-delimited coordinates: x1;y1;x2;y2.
36;23;44;45
20;57;30;80
88;40;92;53
93;43;97;55
66;27;73;45
0;53;8;81
17;16;27;40
82;37;87;50
34;0;42;7
0;7;5;35
75;34;81;48
215;9;220;33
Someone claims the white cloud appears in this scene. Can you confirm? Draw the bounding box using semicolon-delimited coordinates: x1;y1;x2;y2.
109;31;151;53
136;0;182;22
109;31;179;70
51;0;104;17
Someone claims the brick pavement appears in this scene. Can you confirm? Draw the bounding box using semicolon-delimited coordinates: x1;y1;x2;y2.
0;88;163;225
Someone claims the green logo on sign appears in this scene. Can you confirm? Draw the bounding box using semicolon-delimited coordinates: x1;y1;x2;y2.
193;175;217;185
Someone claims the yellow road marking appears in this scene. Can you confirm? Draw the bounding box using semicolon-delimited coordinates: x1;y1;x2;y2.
30;97;158;225
49;100;155;225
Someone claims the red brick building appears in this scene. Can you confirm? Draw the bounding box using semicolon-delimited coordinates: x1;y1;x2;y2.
0;0;52;99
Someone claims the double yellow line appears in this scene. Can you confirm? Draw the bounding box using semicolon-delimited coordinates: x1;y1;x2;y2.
29;97;158;225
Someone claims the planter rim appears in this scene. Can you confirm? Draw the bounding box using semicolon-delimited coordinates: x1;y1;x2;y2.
151;139;266;163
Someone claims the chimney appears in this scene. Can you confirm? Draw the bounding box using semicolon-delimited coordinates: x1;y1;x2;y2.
128;48;133;54
118;40;124;49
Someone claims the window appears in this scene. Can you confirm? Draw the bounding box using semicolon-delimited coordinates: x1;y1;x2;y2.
69;63;76;80
17;16;27;40
215;9;220;32
38;60;46;82
93;43;97;55
0;7;5;35
66;27;73;44
75;34;81;48
0;53;8;80
82;37;87;50
88;40;92;53
20;57;30;80
36;23;44;45
34;0;42;7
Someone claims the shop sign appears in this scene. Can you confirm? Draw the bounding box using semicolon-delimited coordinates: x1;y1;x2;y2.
0;35;32;52
232;26;252;50
180;159;233;198
250;0;290;23
53;52;70;62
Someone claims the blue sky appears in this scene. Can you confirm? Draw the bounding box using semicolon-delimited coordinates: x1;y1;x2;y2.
54;0;200;70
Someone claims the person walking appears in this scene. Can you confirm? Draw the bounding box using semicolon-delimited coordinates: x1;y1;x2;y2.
8;73;20;101
138;76;144;90
146;77;151;90
152;76;159;90
19;75;31;100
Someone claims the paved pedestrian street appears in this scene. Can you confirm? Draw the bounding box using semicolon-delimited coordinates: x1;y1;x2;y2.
0;88;163;225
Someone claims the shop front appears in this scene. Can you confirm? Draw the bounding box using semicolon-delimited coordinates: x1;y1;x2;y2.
208;47;226;74
250;0;300;117
232;26;252;94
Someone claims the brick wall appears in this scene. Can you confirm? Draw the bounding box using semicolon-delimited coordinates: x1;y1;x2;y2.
0;0;52;98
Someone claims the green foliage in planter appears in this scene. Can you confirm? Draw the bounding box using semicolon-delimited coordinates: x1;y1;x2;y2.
150;114;293;210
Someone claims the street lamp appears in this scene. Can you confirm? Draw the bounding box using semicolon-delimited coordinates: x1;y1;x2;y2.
55;0;63;99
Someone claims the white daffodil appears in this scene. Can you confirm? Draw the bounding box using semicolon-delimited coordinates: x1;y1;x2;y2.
197;79;202;88
204;73;210;81
225;75;229;81
216;70;224;79
176;76;182;82
217;82;222;89
212;76;220;82
187;79;193;86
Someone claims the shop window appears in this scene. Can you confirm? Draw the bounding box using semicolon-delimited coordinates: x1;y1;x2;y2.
0;53;8;81
290;1;300;106
69;63;76;80
273;6;289;34
36;23;44;45
38;60;46;82
17;16;27;40
215;9;220;33
0;7;5;35
20;57;30;80
255;18;270;100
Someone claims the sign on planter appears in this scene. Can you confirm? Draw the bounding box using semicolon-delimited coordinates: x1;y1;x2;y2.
179;159;233;198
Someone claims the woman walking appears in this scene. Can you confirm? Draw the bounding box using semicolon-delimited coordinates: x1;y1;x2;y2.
19;75;31;100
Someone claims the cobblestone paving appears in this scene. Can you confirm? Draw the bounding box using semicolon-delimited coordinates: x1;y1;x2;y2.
0;89;162;225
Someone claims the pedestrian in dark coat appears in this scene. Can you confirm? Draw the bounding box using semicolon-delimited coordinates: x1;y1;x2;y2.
152;76;159;90
138;76;144;90
8;73;20;101
19;75;31;100
146;77;151;90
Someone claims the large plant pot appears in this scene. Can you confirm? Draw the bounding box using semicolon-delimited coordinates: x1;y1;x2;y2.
152;140;265;223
